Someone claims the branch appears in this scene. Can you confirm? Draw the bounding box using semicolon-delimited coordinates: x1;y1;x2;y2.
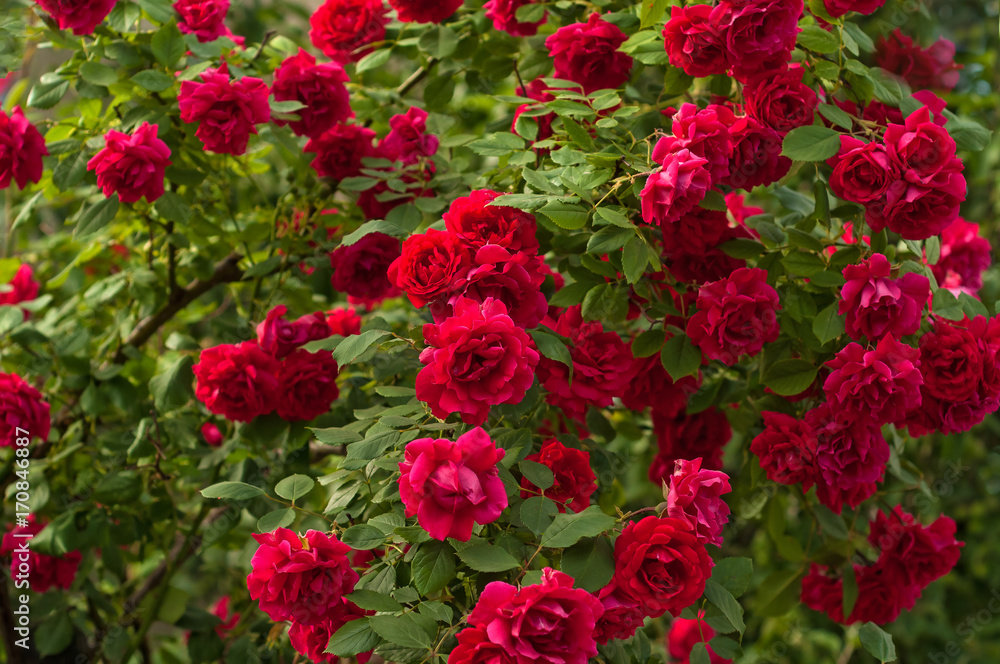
397;57;441;97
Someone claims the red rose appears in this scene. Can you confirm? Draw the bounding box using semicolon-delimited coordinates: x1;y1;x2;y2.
330;232;402;304
275;349;340;421
874;174;966;241
484;0;546;37
0;264;40;314
209;596;240;638
34;0;117;35
443;189;539;255
807;404;888;513
653;103;735;182
389;0;462;23
379;107;439;164
661;206;731;259
305;123;380;181
932;218;991;291
750;411;818;489
200;422;224;447
663;4;728;78
399;428;507;541
433;246;547;329
649;408;731;485
802;563;912;625
289;599;373;664
0;107;47;191
1;517;81;592
613;516;712;618
416;298;539;425
193;341;281;422
884;106;958;178
511;79;555;148
665;458;732;547
876;29;963;92
310;0;389;63
869;506;963;590
271;50;353;139
174;0;230;42
256;305;331;359
0;371;50;449
686;267;780;365
667;616;732;664
743;65;818;135
593;583;645;645
919;318;983;403
448;626;516;664
622;354;698;417
641;148;712;227
718;0;802;81
823;0;886;17
465;568;604;664
823;335;923;426
388;229;472;308
87;122;171;204
357;174;434;221
537;306;635;423
839;254;929;340
247;528;358;625
720;114;790;190
828;136;899;205
325;307;362;337
178;63;270;155
519;439;597;513
545;13;633;94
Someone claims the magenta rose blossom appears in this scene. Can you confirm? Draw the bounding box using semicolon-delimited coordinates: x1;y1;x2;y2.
193;341;281;422
612;516;713;618
806;404;888;513
462;568;604;664
876;29;963;91
1;517;81;592
247;528;359;625
839;253;930;340
663;4;728;78
823;335;923;426
271;50;353;139
545;13;633;94
379;107;439;164
305;123;380;181
750;411;819;490
388;228;472;308
686;267;780;365
721;114;790;190
389;0;463;23
310;0;389;63
398;427;507;541
823;0;886;17
869;506;964;591
174;0;230;42
448;626;516;664
593;583;645;645
330;232;402;304
443;189;539;255
34;0;117;35
289;600;374;663
653;103;735;182
87;122;171;204
275;349;341;421
641;148;713;227
718;0;803;80
665;458;732;548
0;107;47;191
622;354;699;417
828;136;899;205
200;422;224;447
0;371;51;448
0;264;40;313
416;298;539;425
519;439;597;513
743;65;818;135
255;305;331;358
178;63;270;155
484;0;546;37
325;307;362;336
933;218;992;292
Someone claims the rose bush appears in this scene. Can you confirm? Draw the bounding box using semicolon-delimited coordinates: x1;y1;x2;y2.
0;0;998;663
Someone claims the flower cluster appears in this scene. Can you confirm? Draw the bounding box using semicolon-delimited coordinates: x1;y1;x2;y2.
1;517;80;592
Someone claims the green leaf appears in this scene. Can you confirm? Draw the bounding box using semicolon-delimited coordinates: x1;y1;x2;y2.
80;61;118;86
818;103;854;131
814;504;849;539
418;24;458;59
356;48;393;74
587;226;634;255
334;330;392;365
456;543;521;572
131;70;175;92
763;359;818;396
945;114;993;152
257;508;295;533
622;236;647;284
201;482;265;501
345;589;403;613
781;125;842;162
369;614;433;649
411;540;455;595
311;427;364;445
326;618;383;657
661;334;702;381
632;328;666;358
710;558;754;598
528;329;573;370
859;623;897;662
640;0;671;28
468;132;525;157
148;355;195;411
560;538;614;592
94;471;143;505
843;22;875;53
539;201;589;230
798;25;840;53
932;289;964;321
75;196;120;237
155;191;194;224
275;475;315;501
36;613;73;657
719;238;766;259
520;459;554;491
342;525;386;551
541;505;616;548
843;562;859;618
519;496;558;535
868;67;904;106
152;22;185;67
755;568;804;617
813;302;845;344
690;643;711;664
27;78;70;109
704;580;745;634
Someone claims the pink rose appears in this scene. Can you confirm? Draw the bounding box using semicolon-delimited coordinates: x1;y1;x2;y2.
823;335;923;426
178;63;270;155
640;148;712;227
309;0;389;64
932;218;992;292
34;0;117;35
255;305;331;359
271;49;353;139
653;103;735;182
663;5;728;78
193;342;281;422
743;65;818;135
464;568;604;664
399;427;507;541
174;0;230;42
0;107;47;191
839;253;930;340
247;528;358;625
0;371;50;448
87;122;171;204
665;458;732;548
416;298;539;425
484;0;546;37
275;349;340;421
305;123;380;181
686;267;780;365
379;107;439;165
545;13;633;94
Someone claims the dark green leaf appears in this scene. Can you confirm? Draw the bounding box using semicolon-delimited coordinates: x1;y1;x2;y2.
560;537;614;591
542;505;616;548
275;475;315;501
622;236;647;284
859;623;897;662
813;302;845;345
468;132;525;157
519;496;558;534
539;201;589;230
80;61;118;86
528;329;573;369
661;334;702;381
798;25;840;53
456;543;521;572
781;125;842;162
369;614;433;649
342;525;386;551
201;482;265;501
148;355;194;411
257;508;295;533
152;22;185;67
763;359;818;396
704;580;745;634
335;330;392;365
326;618;383;657
520;459;554;491
411;541;455;595
710;558;753;598
131;70;175;92
345;589;403;613
632;328;666;358
75;196;120;237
